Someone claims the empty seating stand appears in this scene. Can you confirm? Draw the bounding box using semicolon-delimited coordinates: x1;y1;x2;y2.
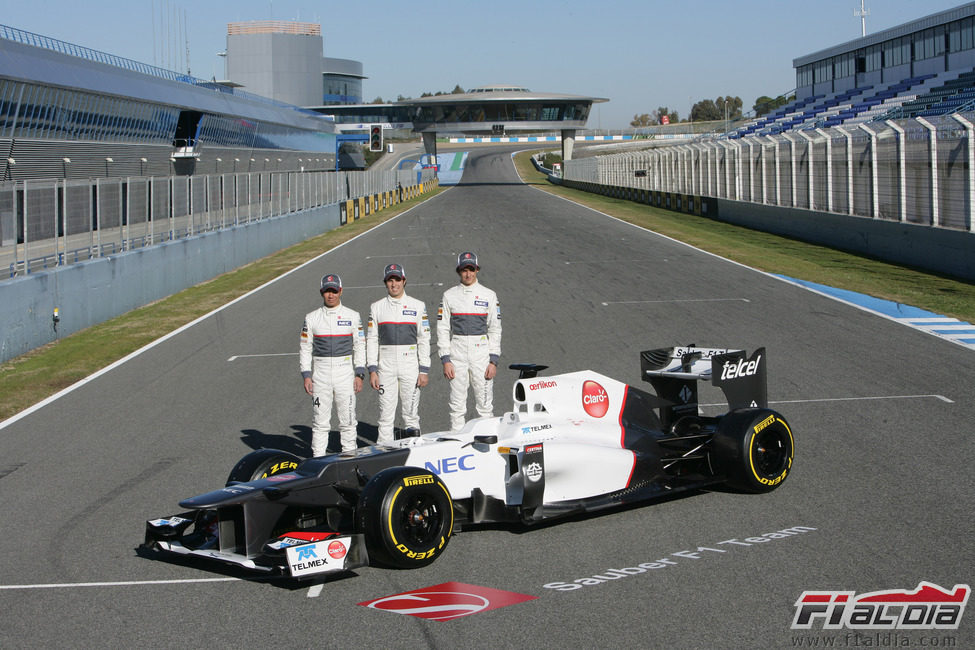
725;70;975;138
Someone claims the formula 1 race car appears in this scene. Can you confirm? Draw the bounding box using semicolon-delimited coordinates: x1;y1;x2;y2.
143;346;794;579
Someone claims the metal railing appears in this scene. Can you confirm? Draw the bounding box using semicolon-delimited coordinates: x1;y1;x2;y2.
562;112;975;232
0;167;434;278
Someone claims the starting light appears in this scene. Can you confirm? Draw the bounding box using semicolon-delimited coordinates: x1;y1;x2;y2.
369;125;383;152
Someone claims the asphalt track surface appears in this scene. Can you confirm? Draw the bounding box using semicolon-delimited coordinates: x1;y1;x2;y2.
1;146;972;648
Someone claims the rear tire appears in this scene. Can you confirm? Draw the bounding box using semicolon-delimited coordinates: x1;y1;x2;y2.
357;467;453;569
226;449;302;485
710;409;794;493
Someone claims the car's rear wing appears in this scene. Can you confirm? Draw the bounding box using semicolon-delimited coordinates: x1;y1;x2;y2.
640;346;767;428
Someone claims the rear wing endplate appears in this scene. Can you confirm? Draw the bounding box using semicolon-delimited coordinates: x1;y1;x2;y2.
640;346;767;428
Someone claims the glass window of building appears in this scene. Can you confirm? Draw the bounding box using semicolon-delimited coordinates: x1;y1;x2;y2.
949;17;974;52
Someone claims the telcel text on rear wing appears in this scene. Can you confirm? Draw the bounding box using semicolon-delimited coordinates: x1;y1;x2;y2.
640;346;768;428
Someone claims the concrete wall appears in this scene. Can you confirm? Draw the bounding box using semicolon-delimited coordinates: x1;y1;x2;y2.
712;198;975;281
555;178;975;283
0;203;341;363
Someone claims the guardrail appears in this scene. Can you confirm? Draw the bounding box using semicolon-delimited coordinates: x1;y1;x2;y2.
0;167;435;278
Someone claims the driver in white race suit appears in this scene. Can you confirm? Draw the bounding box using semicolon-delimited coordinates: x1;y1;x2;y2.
438;252;502;430
299;274;365;455
367;263;431;444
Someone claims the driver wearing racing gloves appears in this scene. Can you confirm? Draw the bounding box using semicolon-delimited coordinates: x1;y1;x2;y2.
367;263;431;444
438;252;502;430
300;274;366;456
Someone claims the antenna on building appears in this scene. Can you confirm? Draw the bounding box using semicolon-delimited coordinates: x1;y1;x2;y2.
854;0;870;37
183;7;191;75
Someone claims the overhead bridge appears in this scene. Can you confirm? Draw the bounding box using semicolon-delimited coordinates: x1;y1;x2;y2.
311;84;608;164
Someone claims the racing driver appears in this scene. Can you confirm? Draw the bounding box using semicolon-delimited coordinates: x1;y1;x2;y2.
299;273;366;455
367;263;431;444
438;251;502;430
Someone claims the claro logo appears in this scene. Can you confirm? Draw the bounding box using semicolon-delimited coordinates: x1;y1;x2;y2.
582;380;609;418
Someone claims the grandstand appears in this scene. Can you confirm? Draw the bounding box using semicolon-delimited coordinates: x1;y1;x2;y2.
730;2;975;138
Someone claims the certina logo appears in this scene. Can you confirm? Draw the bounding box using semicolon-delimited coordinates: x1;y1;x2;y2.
528;380;557;391
403;475;435;487
582;380;609;418
791;581;970;630
720;355;762;380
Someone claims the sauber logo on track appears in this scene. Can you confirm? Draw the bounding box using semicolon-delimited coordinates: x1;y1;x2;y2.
791;582;970;630
582;380;609;418
359;582;537;621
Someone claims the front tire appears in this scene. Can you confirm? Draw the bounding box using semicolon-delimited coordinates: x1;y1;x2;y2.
357;467;453;569
226;449;302;485
710;409;794;493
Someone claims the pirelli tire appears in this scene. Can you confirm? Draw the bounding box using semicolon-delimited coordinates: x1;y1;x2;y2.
357;466;454;569
710;408;794;493
226;449;302;485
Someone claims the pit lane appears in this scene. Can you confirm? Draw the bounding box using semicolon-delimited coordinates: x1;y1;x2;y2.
0;145;971;648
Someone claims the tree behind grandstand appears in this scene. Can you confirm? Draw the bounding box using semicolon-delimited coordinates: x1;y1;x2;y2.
631;107;680;127
753;94;794;116
690;96;742;122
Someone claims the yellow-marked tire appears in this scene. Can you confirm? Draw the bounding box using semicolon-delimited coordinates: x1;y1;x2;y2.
225;449;302;485
711;409;794;493
357;466;453;569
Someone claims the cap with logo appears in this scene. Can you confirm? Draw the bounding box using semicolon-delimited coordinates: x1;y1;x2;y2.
383;263;405;281
456;251;479;271
320;274;342;291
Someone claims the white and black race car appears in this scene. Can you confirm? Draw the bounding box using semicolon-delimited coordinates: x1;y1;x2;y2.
143;346;794;579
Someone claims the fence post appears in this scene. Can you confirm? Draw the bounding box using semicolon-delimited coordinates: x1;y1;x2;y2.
951;113;975;232
857;123;879;218
886;120;908;222
767;135;781;206
816;128;833;213
798;130;816;210
782;132;797;207
834;126;855;215
915;117;939;227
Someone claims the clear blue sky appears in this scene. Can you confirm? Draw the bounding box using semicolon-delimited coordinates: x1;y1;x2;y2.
3;0;968;129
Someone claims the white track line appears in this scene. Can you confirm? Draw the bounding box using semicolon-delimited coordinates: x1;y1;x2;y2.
0;577;242;590
227;353;297;362
602;298;750;306
700;394;954;408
